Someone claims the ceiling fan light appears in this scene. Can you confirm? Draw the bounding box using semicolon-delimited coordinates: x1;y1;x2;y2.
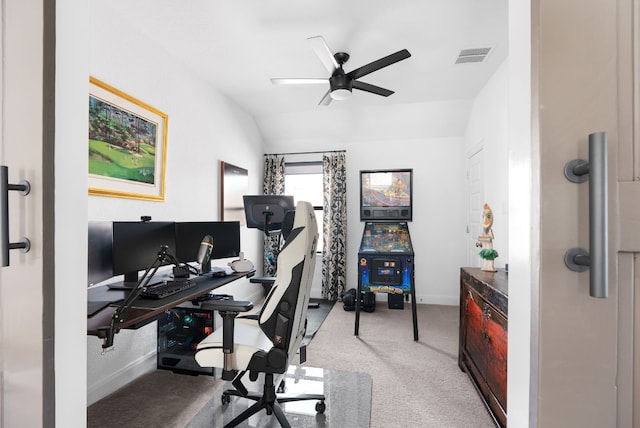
330;88;352;100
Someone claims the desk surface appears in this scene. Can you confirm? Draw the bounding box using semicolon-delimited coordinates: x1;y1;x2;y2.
87;270;254;336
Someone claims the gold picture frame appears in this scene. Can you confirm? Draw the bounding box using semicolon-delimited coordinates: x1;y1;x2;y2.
88;76;168;201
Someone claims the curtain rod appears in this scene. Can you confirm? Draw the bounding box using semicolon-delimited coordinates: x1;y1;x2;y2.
264;149;346;156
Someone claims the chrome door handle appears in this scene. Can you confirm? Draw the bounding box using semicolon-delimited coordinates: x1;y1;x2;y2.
563;132;608;298
0;166;31;267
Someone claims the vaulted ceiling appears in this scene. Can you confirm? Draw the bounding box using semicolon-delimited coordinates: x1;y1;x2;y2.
103;1;508;146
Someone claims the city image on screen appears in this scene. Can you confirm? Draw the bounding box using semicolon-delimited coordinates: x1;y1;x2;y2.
361;169;412;208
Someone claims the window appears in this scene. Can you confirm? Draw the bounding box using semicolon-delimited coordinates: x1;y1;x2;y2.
284;161;323;252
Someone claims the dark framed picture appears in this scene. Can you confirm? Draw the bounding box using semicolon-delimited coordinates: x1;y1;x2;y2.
220;161;248;224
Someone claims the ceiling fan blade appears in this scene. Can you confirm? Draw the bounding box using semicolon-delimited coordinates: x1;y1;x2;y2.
318;89;333;106
352;80;394;97
347;49;411;80
271;78;328;85
308;36;339;73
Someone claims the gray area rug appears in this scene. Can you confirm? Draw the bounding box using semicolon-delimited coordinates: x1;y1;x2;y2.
187;366;371;427
303;298;335;346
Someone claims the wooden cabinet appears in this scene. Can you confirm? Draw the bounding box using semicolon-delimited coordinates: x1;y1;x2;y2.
459;267;508;428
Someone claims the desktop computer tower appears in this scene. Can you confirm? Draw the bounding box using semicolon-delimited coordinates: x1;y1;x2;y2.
157;307;215;376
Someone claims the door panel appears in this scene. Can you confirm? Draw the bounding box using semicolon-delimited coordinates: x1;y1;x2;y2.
0;0;45;426
616;253;638;427
538;0;640;425
635;256;640;428
618;183;640;251
467;148;484;266
537;0;620;426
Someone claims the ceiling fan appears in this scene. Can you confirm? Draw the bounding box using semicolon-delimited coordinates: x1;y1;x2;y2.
271;36;411;106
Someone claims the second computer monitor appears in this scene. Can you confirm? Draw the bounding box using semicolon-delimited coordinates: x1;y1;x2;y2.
175;221;241;271
112;221;177;284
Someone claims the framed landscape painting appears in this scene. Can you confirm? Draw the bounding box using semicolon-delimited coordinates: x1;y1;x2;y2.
88;76;168;201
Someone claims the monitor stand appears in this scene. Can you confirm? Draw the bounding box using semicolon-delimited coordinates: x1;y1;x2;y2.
106;282;136;291
106;271;139;290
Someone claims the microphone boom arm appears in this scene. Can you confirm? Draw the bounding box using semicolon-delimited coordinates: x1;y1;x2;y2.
99;245;179;350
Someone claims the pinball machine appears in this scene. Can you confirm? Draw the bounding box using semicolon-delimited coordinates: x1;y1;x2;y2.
355;169;418;341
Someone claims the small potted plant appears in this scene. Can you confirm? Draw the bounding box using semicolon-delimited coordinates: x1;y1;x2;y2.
479;248;499;272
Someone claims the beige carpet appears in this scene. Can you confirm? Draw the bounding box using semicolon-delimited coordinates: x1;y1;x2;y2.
303;302;496;428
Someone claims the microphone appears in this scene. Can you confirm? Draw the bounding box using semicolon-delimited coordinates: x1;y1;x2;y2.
197;235;214;274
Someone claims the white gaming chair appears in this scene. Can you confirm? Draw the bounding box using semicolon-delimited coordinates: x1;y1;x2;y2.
195;201;325;428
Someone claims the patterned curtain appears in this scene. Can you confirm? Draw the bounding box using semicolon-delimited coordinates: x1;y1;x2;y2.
322;152;347;301
262;155;285;277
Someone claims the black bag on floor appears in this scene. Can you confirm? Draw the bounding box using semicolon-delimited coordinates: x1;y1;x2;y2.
342;288;375;312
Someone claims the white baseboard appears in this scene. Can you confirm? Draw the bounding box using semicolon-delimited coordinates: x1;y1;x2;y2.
372;293;459;306
87;351;156;406
414;294;459;306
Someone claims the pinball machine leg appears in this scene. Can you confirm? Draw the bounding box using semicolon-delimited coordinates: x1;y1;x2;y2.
355;284;361;336
411;279;419;341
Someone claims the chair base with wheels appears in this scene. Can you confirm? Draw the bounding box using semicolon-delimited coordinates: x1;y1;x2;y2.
220;369;325;428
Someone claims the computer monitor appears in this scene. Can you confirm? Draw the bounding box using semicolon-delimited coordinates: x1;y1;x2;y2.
88;221;113;286
175;221;241;272
243;195;295;234
112;221;177;284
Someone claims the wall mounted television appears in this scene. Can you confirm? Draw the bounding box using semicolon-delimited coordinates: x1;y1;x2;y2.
360;168;413;221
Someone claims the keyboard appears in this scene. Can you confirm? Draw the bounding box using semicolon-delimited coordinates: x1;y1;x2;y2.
140;279;196;299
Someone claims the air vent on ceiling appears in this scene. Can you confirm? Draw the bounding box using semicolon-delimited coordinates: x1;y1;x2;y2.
455;47;492;64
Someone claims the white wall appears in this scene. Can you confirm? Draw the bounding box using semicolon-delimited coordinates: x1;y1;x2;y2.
266;137;468;306
86;5;266;404
465;60;510;267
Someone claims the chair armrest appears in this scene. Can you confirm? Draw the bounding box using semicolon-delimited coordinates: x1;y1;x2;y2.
200;299;253;313
199;298;253;381
249;276;275;285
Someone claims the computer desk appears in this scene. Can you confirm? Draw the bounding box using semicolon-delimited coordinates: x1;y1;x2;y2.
87;270;255;337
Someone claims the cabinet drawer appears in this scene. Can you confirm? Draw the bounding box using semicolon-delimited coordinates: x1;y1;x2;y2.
464;287;507;408
464;291;488;375
483;299;507;408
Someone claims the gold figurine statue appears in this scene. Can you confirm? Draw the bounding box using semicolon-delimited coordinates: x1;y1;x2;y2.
481;203;494;240
477;203;498;271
